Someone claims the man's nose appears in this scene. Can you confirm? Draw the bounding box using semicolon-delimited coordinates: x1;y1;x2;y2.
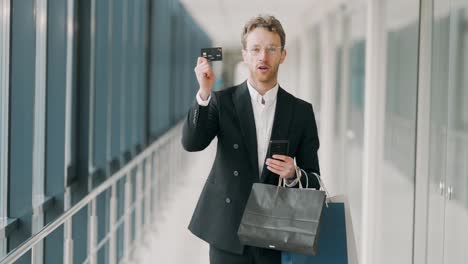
258;49;268;60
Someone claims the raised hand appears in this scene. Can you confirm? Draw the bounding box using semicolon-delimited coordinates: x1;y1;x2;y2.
194;57;215;100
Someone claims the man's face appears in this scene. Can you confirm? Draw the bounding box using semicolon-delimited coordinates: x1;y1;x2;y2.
242;28;286;86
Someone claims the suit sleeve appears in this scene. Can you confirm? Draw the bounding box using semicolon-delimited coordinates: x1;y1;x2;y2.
181;92;219;152
295;103;321;189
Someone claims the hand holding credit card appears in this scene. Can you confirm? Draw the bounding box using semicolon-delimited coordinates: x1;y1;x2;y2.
201;47;223;61
195;48;222;99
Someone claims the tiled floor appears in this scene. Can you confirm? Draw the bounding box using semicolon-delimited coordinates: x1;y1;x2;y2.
134;139;359;264
137;141;216;264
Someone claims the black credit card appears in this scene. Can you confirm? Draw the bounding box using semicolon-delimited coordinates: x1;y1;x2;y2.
201;47;223;61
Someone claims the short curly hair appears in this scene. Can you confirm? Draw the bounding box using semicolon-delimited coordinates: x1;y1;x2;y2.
241;15;286;49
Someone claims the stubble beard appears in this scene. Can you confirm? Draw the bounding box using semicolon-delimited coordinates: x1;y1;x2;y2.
251;63;280;84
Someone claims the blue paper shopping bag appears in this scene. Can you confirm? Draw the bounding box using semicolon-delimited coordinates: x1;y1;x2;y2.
282;202;348;264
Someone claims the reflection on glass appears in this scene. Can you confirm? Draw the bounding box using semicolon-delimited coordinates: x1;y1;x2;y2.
340;7;366;258
427;2;450;262
427;1;468;264
440;3;468;264
375;0;420;263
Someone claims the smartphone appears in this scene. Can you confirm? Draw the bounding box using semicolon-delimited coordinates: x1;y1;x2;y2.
268;140;289;159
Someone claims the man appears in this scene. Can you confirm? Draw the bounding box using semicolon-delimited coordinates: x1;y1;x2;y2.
182;15;321;264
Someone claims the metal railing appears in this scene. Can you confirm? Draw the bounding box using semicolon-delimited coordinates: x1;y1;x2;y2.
0;122;187;264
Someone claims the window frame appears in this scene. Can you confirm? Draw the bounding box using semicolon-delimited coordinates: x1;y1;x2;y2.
0;0;12;259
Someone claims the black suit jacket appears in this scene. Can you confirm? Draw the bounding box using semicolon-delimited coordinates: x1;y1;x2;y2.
181;81;320;254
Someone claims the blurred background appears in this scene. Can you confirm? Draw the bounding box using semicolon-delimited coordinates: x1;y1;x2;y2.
0;0;467;263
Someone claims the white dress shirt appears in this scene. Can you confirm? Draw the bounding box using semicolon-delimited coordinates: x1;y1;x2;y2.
196;82;278;177
196;91;211;106
246;81;278;177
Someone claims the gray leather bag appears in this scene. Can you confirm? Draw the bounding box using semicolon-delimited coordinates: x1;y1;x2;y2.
237;171;328;255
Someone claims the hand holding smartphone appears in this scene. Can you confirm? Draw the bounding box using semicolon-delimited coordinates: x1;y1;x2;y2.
268;140;289;159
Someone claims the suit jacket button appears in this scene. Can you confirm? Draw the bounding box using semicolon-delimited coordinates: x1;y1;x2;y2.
233;171;239;176
225;198;231;204
233;144;239;149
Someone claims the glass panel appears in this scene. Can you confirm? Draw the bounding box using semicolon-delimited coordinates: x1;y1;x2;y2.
152;0;172;137
427;0;451;262
344;7;366;257
117;224;124;261
443;1;468;263
375;0;420;263
120;1;134;157
97;190;110;245
0;0;11;259
44;0;68;262
97;242;109;264
72;207;88;264
8;1;35;260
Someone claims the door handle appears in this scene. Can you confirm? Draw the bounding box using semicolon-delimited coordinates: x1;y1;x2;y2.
446;186;454;200
439;181;445;196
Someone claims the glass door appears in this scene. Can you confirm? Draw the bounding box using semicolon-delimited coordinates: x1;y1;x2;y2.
442;2;468;263
426;0;450;263
427;0;468;263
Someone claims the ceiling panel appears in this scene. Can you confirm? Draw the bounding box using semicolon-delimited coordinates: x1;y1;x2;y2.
180;0;320;49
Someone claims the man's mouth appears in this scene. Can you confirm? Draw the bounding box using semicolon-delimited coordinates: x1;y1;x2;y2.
257;65;270;73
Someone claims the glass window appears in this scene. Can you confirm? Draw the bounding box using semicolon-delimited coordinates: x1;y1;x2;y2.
44;0;69;263
426;2;468;263
8;1;36;262
342;7;366;256
376;0;420;263
111;0;123;168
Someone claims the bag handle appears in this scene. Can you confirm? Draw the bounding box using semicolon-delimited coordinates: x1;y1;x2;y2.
276;166;306;188
306;170;330;198
304;170;330;207
277;172;303;188
277;169;330;207
276;169;329;194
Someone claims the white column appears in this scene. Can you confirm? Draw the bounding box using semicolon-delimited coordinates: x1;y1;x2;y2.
86;1;97;263
279;40;298;96
0;0;11;259
413;0;433;263
32;0;48;263
361;0;387;263
309;26;321;113
87;0;97;188
338;11;351;196
63;1;75;263
106;0;114;167
319;13;337;195
298;28;313;103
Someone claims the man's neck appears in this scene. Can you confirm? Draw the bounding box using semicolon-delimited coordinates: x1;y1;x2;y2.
248;78;277;96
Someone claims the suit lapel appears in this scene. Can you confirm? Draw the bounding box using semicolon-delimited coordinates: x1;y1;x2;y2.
233;81;259;179
260;87;293;182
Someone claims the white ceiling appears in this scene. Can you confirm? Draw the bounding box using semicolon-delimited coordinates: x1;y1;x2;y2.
179;0;324;49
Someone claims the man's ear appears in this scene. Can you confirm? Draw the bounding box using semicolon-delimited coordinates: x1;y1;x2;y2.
279;49;287;64
242;49;247;63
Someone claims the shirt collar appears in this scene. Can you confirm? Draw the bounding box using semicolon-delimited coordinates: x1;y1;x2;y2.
247;81;279;106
